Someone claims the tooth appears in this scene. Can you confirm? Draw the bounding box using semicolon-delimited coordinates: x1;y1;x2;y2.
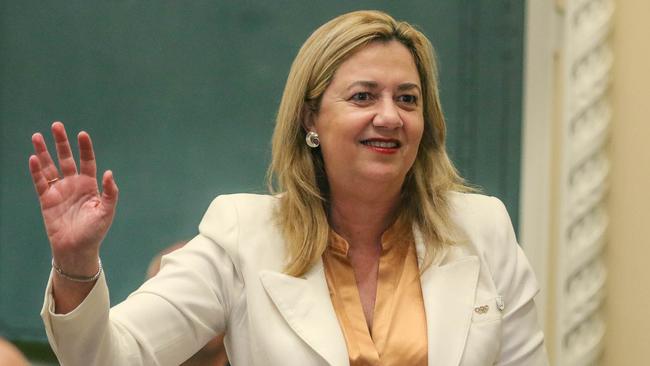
366;141;397;148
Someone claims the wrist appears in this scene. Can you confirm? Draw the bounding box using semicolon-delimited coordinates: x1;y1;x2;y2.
52;257;102;283
51;247;100;272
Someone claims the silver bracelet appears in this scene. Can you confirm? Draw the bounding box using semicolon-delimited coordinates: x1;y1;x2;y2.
52;258;102;283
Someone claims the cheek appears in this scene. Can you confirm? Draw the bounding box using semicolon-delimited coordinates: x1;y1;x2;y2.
404;119;424;166
408;118;425;146
414;127;424;145
320;140;355;167
318;118;366;149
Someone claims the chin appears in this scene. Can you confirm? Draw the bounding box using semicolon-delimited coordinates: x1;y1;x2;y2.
359;167;407;185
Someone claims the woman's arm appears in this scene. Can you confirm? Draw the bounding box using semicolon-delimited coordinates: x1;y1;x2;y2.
31;124;242;365
41;232;239;366
29;122;118;313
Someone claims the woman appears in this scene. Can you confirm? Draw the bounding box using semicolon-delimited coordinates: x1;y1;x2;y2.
31;10;547;366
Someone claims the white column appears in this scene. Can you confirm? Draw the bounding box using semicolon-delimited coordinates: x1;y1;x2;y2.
522;0;613;364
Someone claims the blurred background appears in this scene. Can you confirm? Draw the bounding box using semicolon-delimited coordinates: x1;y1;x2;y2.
522;0;649;365
0;1;647;365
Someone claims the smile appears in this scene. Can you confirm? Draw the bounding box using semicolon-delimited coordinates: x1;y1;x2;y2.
360;139;401;148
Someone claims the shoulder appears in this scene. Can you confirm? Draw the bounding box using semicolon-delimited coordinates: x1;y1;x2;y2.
199;193;279;232
446;191;509;224
445;191;514;258
197;193;284;264
445;192;538;300
205;193;278;211
445;192;513;245
445;193;513;258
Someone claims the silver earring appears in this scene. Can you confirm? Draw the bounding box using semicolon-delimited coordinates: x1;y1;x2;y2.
305;131;320;148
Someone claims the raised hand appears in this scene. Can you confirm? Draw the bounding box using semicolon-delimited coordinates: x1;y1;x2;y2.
29;122;118;279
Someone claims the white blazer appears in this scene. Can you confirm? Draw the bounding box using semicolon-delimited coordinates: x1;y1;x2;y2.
42;193;548;366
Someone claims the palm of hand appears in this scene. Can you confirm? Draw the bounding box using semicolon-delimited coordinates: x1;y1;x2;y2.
29;122;119;258
41;175;110;251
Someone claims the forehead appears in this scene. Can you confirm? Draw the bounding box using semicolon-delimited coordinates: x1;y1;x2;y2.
330;40;420;87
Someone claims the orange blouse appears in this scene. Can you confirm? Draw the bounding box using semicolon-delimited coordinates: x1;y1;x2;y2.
322;221;428;365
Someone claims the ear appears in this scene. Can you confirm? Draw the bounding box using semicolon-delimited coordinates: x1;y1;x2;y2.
301;104;317;133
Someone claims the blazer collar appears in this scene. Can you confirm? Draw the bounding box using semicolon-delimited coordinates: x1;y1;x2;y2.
259;260;349;365
261;232;479;366
415;227;480;366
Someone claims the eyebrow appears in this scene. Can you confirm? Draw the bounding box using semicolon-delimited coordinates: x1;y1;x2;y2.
346;80;379;91
346;80;421;94
397;83;421;94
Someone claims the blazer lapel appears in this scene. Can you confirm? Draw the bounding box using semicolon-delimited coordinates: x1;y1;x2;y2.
259;261;349;366
415;232;480;366
260;229;479;366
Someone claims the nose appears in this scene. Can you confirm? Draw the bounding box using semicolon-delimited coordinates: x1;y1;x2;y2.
372;98;403;129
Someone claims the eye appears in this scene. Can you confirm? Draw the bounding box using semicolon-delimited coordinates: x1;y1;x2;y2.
397;94;418;104
350;92;373;102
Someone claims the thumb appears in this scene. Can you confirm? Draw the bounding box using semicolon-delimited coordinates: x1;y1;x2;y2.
101;170;119;207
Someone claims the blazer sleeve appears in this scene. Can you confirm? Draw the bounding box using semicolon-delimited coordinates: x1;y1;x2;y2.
488;197;549;366
40;195;243;366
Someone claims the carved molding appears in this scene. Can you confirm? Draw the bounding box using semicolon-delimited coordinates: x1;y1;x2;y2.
557;0;613;365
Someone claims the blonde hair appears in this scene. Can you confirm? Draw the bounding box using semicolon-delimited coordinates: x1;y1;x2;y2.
268;10;469;276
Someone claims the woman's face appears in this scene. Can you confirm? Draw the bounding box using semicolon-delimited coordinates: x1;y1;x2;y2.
310;40;424;195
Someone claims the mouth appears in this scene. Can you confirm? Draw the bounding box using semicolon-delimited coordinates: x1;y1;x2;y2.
360;139;401;148
360;138;401;154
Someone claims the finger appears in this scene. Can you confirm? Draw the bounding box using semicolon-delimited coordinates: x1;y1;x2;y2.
31;132;61;180
101;170;119;207
78;131;97;178
29;155;49;197
51;121;78;177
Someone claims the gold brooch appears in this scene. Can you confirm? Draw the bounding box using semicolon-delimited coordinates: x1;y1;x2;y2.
474;305;489;314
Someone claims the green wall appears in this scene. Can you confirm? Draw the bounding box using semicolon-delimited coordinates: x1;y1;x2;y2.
0;1;524;361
